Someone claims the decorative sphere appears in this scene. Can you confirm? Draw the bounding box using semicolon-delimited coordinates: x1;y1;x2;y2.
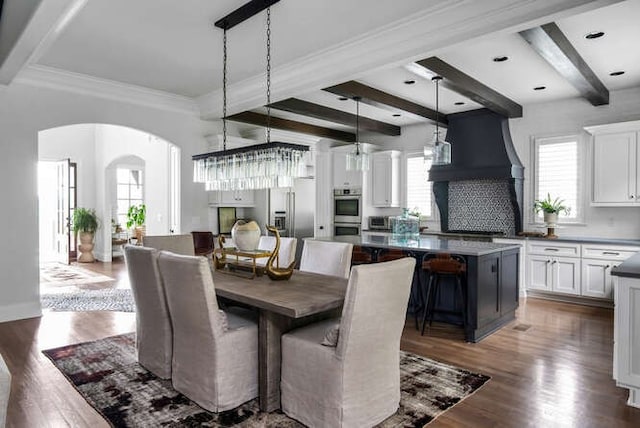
231;220;261;251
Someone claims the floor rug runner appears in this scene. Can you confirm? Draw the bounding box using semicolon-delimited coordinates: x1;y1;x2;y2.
43;333;490;427
41;288;135;312
40;263;115;287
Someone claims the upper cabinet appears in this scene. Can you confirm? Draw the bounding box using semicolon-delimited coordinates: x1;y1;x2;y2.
587;121;640;206
371;150;400;207
208;190;255;207
332;151;362;189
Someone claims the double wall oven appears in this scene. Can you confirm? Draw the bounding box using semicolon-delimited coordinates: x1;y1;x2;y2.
333;188;361;236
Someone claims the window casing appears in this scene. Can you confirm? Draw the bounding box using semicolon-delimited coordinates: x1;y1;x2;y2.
406;153;434;219
116;168;144;227
532;135;583;223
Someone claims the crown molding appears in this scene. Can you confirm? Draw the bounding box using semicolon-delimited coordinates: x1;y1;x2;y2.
15;65;199;115
197;0;612;120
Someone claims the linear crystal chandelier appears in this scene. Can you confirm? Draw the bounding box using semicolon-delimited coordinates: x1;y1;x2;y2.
192;0;309;191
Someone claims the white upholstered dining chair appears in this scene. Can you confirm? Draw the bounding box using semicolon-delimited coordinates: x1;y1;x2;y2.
123;245;173;379
157;251;259;412
280;257;416;427
255;236;297;268
299;240;353;278
143;234;195;256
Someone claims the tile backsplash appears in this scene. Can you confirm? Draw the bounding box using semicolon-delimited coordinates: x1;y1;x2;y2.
448;179;516;236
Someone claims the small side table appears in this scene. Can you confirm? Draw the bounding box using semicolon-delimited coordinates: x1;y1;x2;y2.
112;232;129;258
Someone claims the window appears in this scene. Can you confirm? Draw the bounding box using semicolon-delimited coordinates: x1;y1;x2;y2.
116;168;144;227
533;135;582;222
406;153;433;218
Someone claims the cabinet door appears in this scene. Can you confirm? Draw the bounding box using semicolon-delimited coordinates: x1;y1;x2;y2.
220;191;237;205
614;277;640;392
477;254;501;326
236;190;254;206
527;255;552;291
552;257;581;295
592;132;637;205
581;258;617;299
372;155;390;206
500;249;519;315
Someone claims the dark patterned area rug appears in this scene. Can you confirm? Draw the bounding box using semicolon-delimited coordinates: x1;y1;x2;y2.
43;334;489;427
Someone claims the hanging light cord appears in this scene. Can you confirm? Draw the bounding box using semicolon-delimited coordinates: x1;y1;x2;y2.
355;98;360;155
434;76;440;143
266;7;272;144
222;27;228;151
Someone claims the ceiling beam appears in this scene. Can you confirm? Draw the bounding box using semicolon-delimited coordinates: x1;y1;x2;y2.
519;22;609;106
415;57;523;118
227;111;355;142
214;0;280;30
269;98;400;136
324;81;447;125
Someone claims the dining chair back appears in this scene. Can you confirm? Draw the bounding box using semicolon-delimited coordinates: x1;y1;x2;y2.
281;257;416;427
299;240;354;278
143;234;195;256
191;231;215;257
123;245;173;379
256;236;297;268
0;353;10;428
157;251;258;412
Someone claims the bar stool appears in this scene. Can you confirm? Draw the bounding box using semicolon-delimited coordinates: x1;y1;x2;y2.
420;253;466;335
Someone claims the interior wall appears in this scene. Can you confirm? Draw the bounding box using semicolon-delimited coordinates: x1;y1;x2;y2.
509;86;640;239
0;82;214;323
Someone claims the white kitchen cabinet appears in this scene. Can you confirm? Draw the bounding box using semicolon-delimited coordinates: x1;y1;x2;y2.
613;274;640;408
527;254;580;295
208;190;255;207
371;150;400;207
586;121;640;206
332;151;362;189
582;258;619;299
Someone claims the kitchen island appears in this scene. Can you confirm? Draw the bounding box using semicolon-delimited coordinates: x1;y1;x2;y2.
315;233;521;342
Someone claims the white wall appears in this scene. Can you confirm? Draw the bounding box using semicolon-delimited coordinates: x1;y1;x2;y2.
0;82;214;323
510;86;640;239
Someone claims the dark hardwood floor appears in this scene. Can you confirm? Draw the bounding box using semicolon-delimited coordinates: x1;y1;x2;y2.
1;259;639;427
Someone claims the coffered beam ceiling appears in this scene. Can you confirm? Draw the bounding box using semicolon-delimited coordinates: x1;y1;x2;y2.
416;57;523;118
519;22;609;106
227;111;355;142
269;98;401;136
324;81;446;125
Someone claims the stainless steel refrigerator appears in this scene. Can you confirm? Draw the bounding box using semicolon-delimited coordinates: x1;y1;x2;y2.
269;178;315;265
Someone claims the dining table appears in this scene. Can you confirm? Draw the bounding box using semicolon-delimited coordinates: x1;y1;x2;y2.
212;269;348;412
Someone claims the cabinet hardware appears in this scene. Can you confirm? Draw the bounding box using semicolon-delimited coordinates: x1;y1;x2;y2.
630;195;635;199
552;260;557;264
544;248;559;252
605;265;610;269
603;251;620;255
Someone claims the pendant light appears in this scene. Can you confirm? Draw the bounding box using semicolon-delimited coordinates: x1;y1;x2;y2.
192;1;309;191
346;96;370;171
428;76;451;165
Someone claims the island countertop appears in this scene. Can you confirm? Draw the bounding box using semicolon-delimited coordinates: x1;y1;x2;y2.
314;233;521;256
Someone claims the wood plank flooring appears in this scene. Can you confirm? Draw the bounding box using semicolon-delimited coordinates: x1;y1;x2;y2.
0;259;639;427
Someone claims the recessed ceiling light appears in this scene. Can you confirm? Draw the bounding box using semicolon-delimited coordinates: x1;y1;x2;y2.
533;86;546;91
392;113;401;117
493;56;508;62
404;80;416;85
585;31;605;40
338;97;348;101
610;71;625;76
454;101;465;106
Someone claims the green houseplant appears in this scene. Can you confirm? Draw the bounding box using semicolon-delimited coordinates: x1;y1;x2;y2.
126;204;146;243
533;193;570;224
72;208;99;262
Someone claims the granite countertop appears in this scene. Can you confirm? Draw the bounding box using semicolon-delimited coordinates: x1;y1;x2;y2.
611;252;640;279
315;233;521;256
498;235;640;247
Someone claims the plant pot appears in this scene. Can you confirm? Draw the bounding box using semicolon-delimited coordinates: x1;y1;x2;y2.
543;212;558;225
231;220;261;251
78;232;95;263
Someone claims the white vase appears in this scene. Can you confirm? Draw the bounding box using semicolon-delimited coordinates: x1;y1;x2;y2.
543;212;558;225
231;220;261;251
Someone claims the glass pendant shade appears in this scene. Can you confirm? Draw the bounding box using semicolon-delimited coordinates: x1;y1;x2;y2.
431;129;451;165
346;143;370;171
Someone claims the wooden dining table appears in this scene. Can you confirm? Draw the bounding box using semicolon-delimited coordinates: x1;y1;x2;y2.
212;269;348;412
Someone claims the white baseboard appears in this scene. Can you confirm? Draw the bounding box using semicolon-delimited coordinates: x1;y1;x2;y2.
0;300;42;323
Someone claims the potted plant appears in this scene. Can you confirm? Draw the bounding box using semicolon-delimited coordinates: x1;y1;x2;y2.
73;208;99;262
126;204;146;243
533;193;570;225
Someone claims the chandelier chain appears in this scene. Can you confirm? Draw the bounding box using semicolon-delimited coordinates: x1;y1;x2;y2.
355;98;360;155
222;28;228;151
266;7;271;143
435;77;439;138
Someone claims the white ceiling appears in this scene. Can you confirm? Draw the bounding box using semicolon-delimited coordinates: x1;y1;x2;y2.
4;0;639;136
